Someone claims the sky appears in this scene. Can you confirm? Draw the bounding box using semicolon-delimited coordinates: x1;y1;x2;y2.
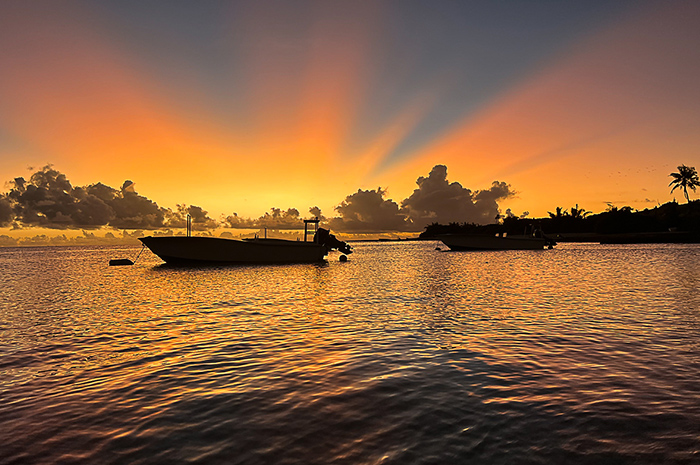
1;0;699;233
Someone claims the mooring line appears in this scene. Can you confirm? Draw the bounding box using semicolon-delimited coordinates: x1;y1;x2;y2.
132;243;146;264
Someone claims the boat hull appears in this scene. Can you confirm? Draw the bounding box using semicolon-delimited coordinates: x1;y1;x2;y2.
439;234;547;251
139;236;329;264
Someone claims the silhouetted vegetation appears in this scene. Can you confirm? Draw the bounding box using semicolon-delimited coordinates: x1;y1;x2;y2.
669;165;699;203
421;200;700;243
548;204;590;219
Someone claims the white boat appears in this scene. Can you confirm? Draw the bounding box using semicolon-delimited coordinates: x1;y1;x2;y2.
139;219;352;264
439;233;553;251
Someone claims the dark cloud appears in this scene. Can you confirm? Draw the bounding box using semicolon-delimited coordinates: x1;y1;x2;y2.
0;230;144;247
0;197;12;227
2;164;515;234
6;165;109;228
327;188;412;232
0;235;17;246
258;208;301;229
402;165;515;226
504;208;530;219
110;186;166;228
473;180;517;222
72;192;114;226
165;204;218;230
309;206;323;219
2;165;209;230
325;165;515;232
223;213;257;229
224;207;318;230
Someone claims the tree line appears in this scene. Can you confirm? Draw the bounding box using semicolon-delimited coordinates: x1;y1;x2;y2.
421;165;700;240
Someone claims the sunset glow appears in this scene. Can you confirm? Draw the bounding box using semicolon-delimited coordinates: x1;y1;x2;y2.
1;0;699;228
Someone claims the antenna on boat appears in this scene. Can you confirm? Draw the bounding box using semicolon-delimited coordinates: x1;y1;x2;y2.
187;214;192;237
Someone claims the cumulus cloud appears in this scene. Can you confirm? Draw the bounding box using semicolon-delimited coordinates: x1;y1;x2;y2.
1;164;515;235
2;165;211;230
327;188;412;232
402;165;515;226
0;197;13;227
121;180;136;193
165;204;218;230
309;206;324;220
504;208;530;219
325;165;515;232
222;213;257;229
6;166;115;228
224;207;321;230
0;230;146;247
258;208;302;229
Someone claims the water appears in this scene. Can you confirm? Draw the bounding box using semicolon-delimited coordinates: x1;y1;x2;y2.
1;242;699;464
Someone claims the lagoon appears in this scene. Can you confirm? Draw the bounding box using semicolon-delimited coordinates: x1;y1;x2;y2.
1;242;698;464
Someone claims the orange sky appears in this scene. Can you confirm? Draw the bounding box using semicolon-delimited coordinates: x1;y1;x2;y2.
374;0;700;216
1;0;699;224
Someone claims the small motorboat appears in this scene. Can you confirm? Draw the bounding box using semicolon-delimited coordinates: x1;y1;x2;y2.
439;231;555;251
139;218;352;264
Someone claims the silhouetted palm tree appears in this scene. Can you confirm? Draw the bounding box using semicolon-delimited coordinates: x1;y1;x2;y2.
548;205;590;219
669;165;700;203
548;206;565;218
569;204;590;219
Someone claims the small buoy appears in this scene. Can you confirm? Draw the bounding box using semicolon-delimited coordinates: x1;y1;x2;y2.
339;255;348;262
109;259;134;266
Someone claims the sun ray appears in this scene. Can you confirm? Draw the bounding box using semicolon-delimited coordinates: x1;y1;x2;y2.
377;0;700;216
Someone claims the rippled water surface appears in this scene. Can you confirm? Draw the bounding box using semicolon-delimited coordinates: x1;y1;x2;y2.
1;242;699;464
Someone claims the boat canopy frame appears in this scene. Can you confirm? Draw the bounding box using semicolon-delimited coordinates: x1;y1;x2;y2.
304;217;320;242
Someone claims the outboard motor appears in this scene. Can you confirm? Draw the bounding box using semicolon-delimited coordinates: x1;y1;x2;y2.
314;228;353;254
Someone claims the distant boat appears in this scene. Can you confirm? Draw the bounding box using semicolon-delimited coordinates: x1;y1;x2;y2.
439;232;554;251
139;219;352;264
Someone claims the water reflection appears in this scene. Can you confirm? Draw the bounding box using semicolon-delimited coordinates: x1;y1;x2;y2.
0;242;699;464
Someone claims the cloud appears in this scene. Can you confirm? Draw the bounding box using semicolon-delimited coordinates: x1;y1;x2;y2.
165;204;218;230
0;197;12;227
402;165;515;225
6;166;115;228
224;207;320;230
309;206;323;219
258;208;301;229
327;188;412;232
2;165;211;230
222;213;257;229
220;166;515;233
504;208;530;219
121;180;136;193
1;164;515;234
0;230;146;247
